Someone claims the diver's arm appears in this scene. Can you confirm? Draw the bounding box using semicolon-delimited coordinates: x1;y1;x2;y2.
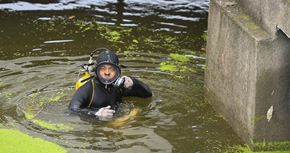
68;82;98;117
68;100;99;117
67;108;99;117
131;78;152;97
121;77;152;98
69;101;99;118
68;105;114;120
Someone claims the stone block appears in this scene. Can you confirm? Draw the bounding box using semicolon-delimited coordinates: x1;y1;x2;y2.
205;0;290;151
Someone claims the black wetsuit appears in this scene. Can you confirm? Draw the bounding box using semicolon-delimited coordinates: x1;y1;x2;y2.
68;77;152;117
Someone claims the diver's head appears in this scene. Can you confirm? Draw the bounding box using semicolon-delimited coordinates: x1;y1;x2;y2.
95;50;121;85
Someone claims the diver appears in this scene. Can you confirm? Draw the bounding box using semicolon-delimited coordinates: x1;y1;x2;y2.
68;48;152;121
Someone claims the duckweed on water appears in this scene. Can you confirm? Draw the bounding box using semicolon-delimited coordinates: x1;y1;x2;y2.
23;92;65;120
20;92;73;131
0;129;67;153
159;53;196;74
32;119;73;131
169;53;190;62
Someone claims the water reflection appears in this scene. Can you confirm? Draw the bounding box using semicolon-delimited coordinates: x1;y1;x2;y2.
0;0;246;152
0;0;59;4
0;0;208;35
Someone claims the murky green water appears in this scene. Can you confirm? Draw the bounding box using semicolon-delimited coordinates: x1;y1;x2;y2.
0;1;246;152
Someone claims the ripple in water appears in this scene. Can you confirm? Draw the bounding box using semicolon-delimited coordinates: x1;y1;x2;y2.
6;52;185;152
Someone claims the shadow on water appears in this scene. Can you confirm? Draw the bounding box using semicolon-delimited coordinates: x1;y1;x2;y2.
0;0;246;152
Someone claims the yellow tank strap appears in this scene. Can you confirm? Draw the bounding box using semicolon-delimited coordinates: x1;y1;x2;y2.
88;79;94;108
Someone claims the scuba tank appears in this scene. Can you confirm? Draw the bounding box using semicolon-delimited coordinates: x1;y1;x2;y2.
75;70;91;90
75;56;95;90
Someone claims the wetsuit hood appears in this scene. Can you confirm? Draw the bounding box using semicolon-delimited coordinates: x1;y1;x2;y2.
97;50;119;65
95;50;121;85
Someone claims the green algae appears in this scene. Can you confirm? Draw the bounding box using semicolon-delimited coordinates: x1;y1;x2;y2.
236;145;290;153
226;139;290;152
159;62;178;72
158;53;196;74
32;119;73;131
250;116;265;125
20;91;74;132
23;91;65;120
0;129;67;153
169;53;190;62
250;139;290;152
267;141;290;150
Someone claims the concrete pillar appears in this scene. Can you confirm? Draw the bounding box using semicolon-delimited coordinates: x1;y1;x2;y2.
205;0;290;151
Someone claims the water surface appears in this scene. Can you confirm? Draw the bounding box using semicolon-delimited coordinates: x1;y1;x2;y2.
0;0;246;152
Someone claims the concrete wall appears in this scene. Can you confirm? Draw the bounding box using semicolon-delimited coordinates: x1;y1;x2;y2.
236;0;290;36
205;0;290;151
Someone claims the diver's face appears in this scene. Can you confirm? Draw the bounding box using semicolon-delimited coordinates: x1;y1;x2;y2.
98;64;117;81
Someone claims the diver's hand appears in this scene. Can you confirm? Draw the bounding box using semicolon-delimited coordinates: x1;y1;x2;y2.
95;106;115;121
122;76;133;88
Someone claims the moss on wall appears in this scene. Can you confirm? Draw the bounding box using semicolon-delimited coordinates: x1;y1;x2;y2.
237;145;290;153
